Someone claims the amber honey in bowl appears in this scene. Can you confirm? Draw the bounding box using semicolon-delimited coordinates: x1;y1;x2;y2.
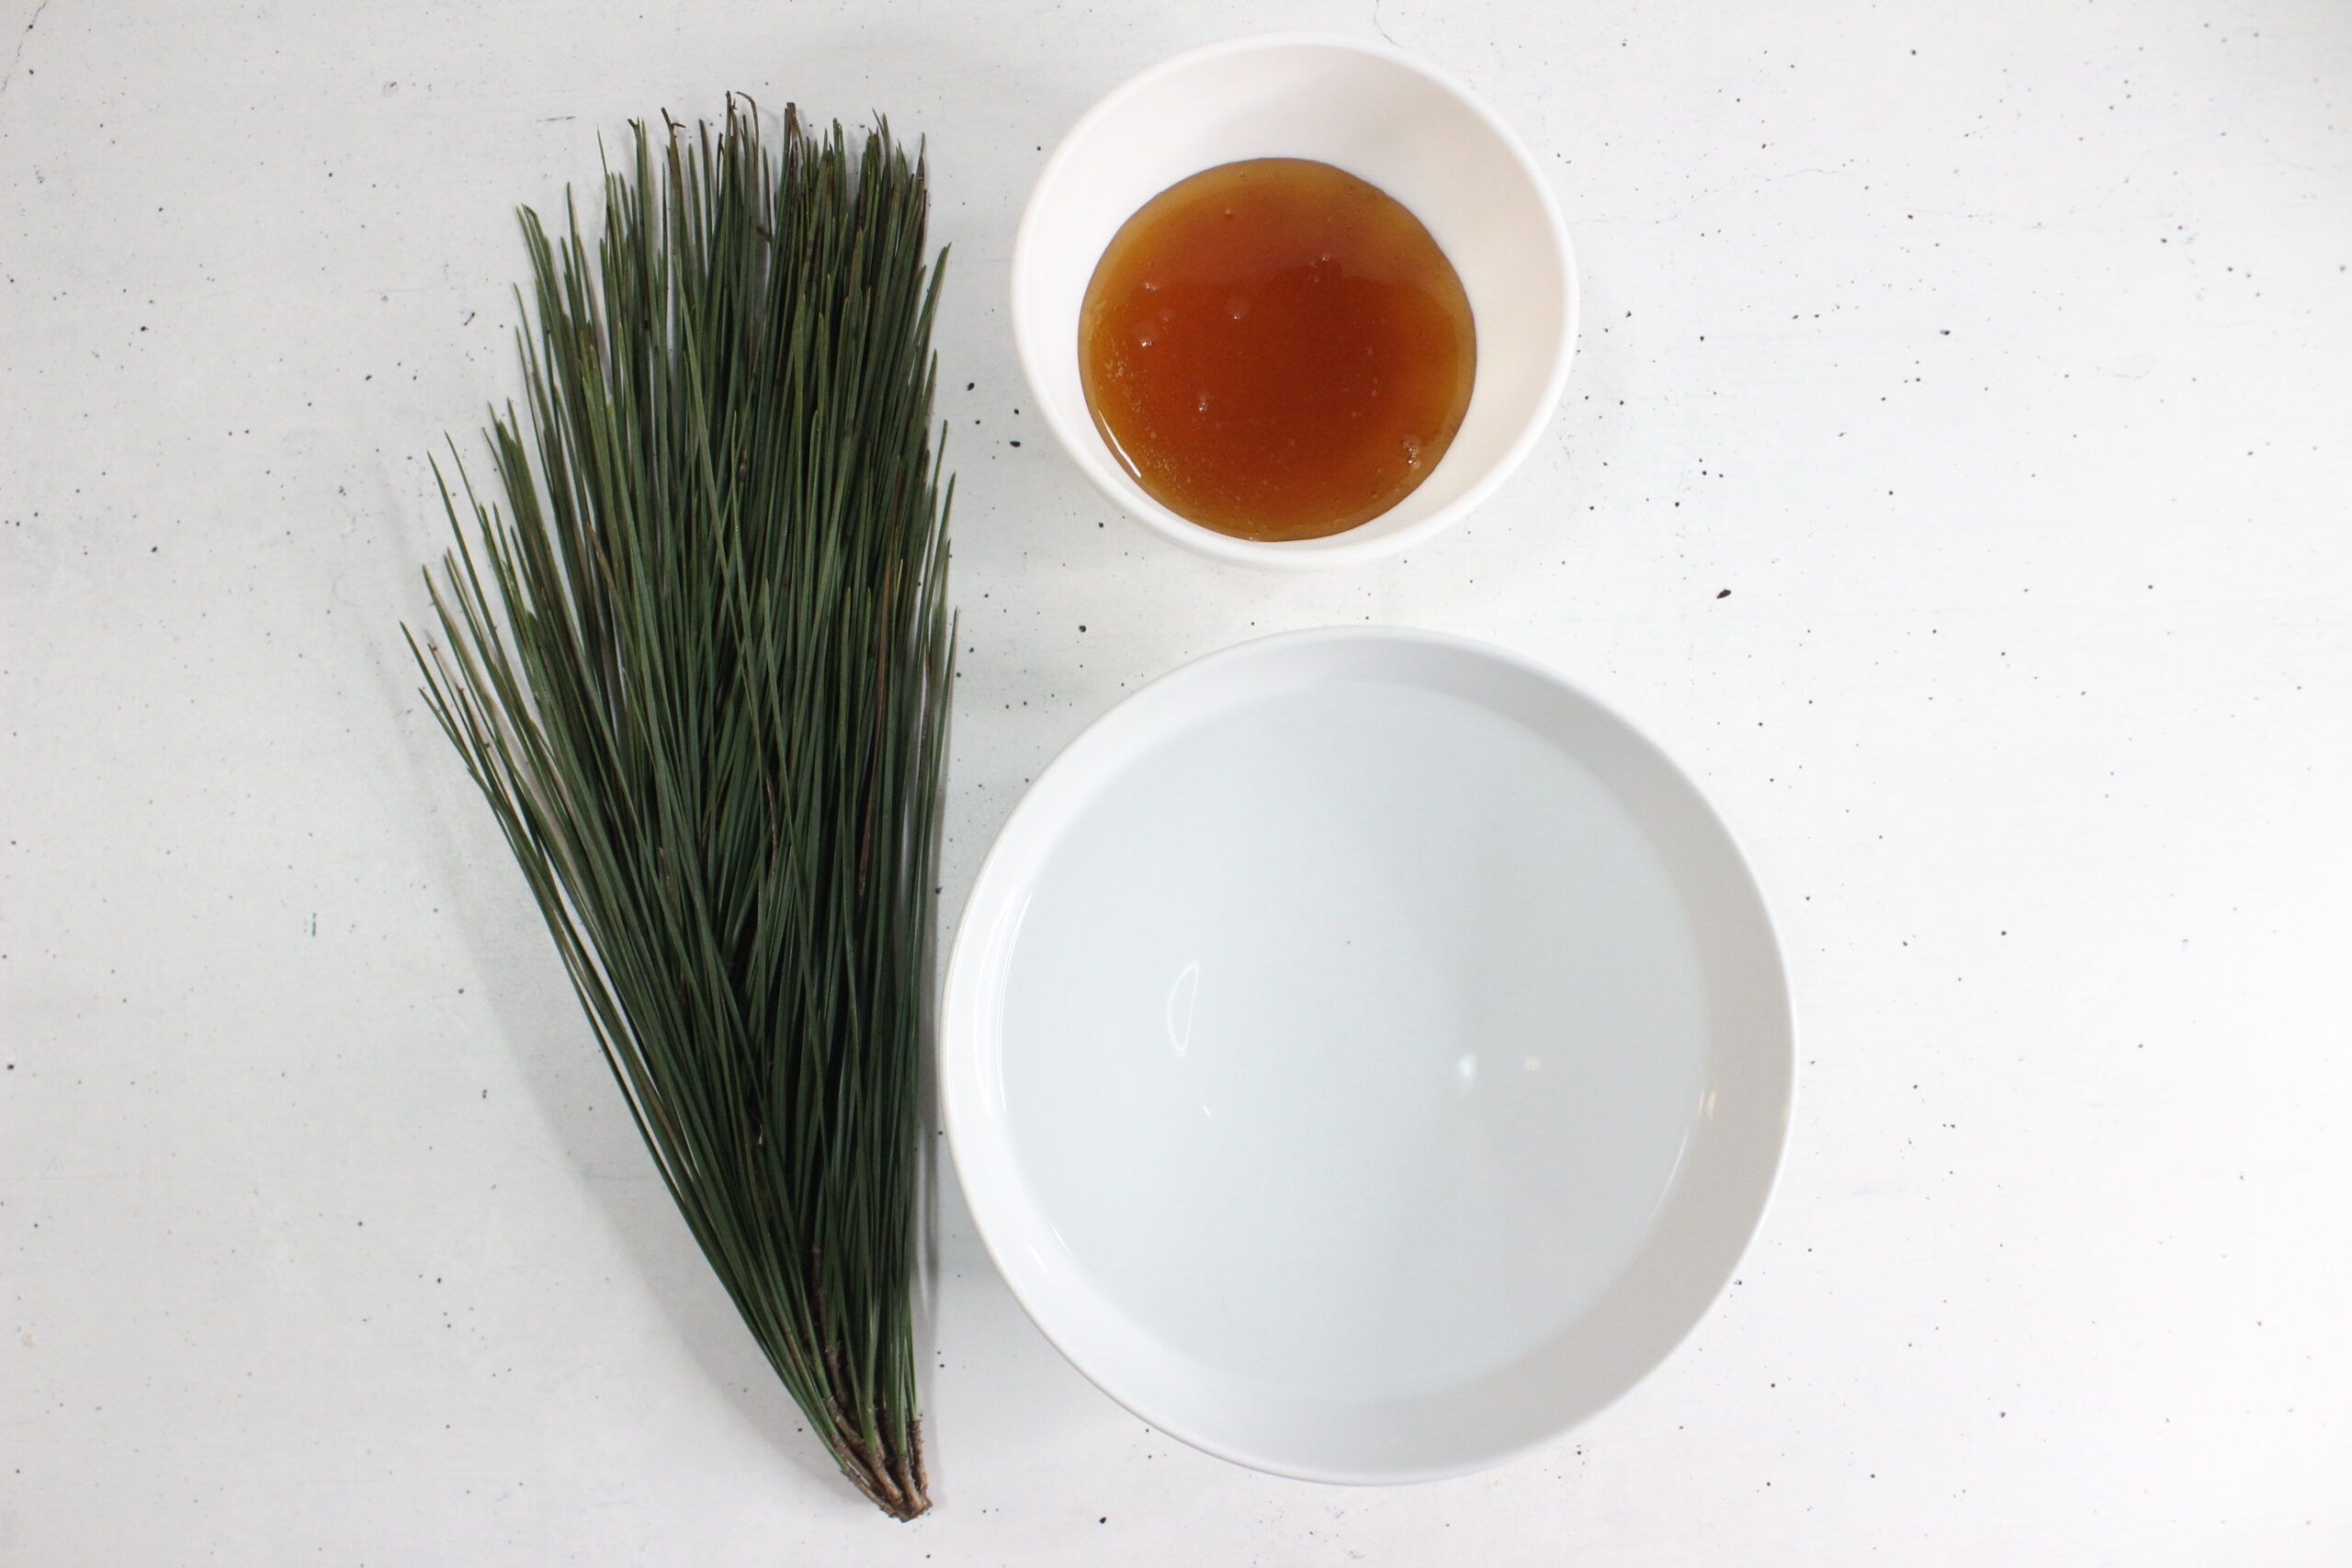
1077;158;1476;543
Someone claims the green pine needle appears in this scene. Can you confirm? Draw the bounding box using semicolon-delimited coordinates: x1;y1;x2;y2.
406;101;951;1520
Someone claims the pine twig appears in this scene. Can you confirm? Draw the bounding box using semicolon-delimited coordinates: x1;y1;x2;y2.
408;101;951;1521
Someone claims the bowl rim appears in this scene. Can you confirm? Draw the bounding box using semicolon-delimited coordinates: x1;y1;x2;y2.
1010;32;1581;571
939;626;1796;1483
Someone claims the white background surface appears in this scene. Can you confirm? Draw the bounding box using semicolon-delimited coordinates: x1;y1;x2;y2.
3;0;2347;1561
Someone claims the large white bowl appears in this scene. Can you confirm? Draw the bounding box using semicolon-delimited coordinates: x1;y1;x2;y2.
942;628;1792;1482
1011;35;1578;570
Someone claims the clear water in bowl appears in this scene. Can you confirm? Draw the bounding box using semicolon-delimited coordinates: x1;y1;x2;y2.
998;678;1708;1401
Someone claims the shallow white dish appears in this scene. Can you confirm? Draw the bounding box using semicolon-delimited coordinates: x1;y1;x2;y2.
942;628;1792;1483
1012;34;1577;570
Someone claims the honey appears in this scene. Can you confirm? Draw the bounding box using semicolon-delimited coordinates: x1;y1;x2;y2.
1078;158;1476;542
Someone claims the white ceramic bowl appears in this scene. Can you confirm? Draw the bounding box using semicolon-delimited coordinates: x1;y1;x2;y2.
1011;35;1578;570
942;628;1792;1482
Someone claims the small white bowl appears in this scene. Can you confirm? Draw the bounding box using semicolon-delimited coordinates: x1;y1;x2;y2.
942;628;1792;1482
1012;34;1578;570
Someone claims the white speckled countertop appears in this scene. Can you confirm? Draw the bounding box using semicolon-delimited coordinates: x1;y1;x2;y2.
4;1;2347;1561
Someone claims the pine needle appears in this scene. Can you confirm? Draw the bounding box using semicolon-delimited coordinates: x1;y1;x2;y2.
405;101;951;1520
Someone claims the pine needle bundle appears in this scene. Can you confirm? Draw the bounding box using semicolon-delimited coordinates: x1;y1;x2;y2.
407;103;950;1519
